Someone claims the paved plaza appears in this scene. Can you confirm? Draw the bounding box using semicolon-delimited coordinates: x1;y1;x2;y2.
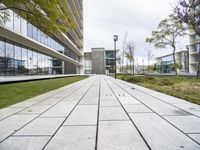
0;75;200;150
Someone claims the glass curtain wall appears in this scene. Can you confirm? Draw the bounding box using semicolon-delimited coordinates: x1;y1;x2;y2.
0;37;53;76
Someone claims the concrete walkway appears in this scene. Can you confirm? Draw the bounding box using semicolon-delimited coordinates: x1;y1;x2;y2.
0;75;200;150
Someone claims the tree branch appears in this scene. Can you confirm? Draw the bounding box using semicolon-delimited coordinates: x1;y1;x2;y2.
0;6;35;14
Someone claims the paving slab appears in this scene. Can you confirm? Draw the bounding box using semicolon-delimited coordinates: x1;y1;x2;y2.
164;116;200;133
80;96;99;105
97;121;149;150
17;104;53;115
123;104;153;113
44;126;96;150
117;96;141;105
64;105;98;125
100;96;117;101
63;95;83;101
0;115;37;142
0;136;50;150
188;134;200;144
41;101;78;118
0;107;24;120
14;118;64;136
9;101;38;108
172;103;200;117
130;113;200;150
128;92;190;116
100;100;120;107
99;107;129;121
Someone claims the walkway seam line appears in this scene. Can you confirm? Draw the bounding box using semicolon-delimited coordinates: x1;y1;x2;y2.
95;77;101;150
0;78;94;143
104;77;152;150
41;77;97;150
112;77;200;146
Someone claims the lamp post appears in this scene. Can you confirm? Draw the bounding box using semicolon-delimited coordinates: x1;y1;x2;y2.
113;35;118;79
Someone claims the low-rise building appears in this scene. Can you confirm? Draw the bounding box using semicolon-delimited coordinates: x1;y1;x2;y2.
156;51;189;73
84;48;117;74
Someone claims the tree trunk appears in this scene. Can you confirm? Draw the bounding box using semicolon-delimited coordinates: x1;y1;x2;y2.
148;61;150;75
122;53;124;73
130;61;132;74
132;61;135;76
197;50;200;79
172;47;178;76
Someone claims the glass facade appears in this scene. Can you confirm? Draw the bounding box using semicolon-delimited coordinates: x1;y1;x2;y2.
156;55;174;73
0;37;52;76
105;51;115;73
84;53;92;74
0;8;81;76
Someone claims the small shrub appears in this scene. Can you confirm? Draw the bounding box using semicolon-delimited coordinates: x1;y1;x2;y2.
157;79;174;86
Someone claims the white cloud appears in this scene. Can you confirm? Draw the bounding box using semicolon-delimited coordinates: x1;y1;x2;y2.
83;0;189;64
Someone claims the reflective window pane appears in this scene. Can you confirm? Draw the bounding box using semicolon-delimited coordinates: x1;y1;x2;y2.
21;19;27;35
5;10;13;29
13;13;21;33
33;51;38;75
27;49;33;75
14;44;22;75
6;42;14;75
0;40;5;75
21;48;28;75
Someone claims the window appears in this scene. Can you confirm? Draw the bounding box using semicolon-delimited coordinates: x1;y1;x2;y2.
21;48;28;75
27;23;33;38
14;44;22;75
21;19;27;35
38;53;43;75
27;49;33;75
32;26;37;40
6;42;14;75
33;51;38;75
0;40;5;75
13;12;21;33
5;10;13;29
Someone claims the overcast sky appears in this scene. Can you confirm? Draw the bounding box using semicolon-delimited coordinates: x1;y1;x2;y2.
83;0;189;64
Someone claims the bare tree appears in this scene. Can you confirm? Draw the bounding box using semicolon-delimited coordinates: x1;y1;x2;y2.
146;44;154;75
121;32;128;73
125;41;136;75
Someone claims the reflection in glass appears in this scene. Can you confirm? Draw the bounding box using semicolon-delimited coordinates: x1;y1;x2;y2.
13;13;21;33
6;42;15;75
21;48;28;75
0;40;5;75
14;45;22;75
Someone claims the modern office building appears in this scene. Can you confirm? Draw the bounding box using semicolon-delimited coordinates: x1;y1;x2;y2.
156;51;189;73
84;52;92;74
189;0;200;74
84;48;116;74
0;1;84;76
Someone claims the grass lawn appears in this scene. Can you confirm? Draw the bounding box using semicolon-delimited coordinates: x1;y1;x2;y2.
0;76;86;109
118;75;200;105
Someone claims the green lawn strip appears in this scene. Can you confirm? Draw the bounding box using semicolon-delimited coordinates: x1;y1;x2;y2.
118;75;200;105
0;76;86;109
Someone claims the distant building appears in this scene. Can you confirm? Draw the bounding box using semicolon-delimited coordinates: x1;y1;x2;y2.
84;52;92;74
84;48;117;74
155;51;189;73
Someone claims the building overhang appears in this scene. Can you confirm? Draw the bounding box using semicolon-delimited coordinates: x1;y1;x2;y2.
0;26;83;66
54;31;83;57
